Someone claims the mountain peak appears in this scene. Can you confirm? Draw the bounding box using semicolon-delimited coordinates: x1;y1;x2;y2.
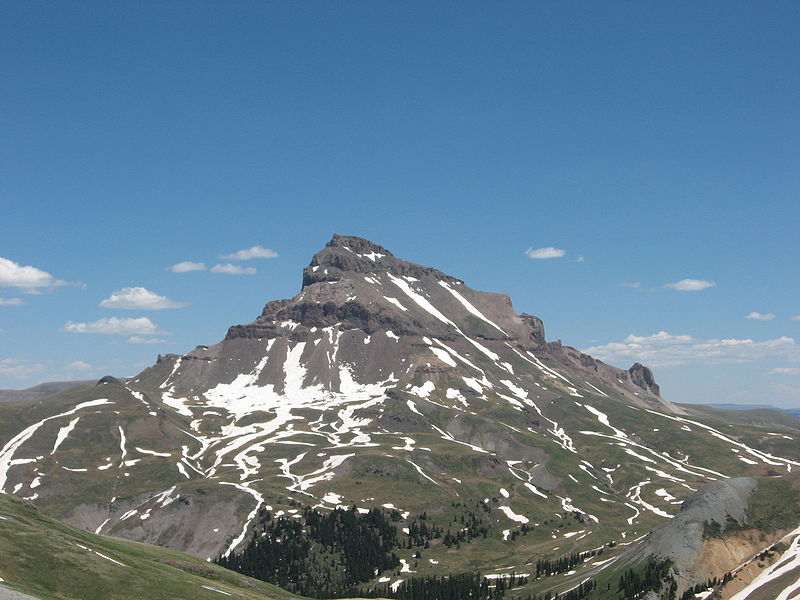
302;234;460;290
326;234;393;256
220;235;669;412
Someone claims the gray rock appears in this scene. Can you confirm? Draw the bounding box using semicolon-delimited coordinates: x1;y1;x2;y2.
629;363;661;396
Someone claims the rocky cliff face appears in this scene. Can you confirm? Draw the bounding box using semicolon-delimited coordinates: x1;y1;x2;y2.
629;363;661;396
227;234;540;344
206;234;665;411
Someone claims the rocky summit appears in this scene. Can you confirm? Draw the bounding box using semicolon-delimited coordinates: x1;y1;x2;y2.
1;235;799;600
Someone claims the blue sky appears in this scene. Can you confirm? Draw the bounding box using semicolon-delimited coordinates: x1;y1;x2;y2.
1;2;799;407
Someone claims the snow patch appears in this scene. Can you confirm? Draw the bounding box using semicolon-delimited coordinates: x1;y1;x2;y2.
322;492;342;504
384;297;408;311
498;506;529;524
51;417;80;455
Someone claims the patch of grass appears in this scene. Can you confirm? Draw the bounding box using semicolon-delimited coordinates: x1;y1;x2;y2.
0;494;306;600
746;478;800;533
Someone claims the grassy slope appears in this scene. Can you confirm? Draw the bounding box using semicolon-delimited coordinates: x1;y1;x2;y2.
0;494;305;600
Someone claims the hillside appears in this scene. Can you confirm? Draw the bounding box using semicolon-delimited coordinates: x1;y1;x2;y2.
0;493;305;600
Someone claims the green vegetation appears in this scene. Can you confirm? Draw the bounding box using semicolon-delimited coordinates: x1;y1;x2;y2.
382;572;528;600
702;478;800;540
441;506;489;547
0;494;304;600
746;478;800;533
216;505;401;598
701;514;743;539
215;498;605;599
678;573;731;600
535;550;600;578
616;559;675;600
547;579;595;600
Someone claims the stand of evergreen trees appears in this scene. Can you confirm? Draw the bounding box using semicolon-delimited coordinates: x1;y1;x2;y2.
215;505;400;598
405;514;443;548
515;578;595;600
441;511;490;548
215;498;606;600
534;550;599;578
363;572;528;600
678;572;731;600
617;558;675;600
554;578;595;600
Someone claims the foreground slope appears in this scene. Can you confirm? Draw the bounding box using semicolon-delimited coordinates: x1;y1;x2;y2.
1;235;799;598
0;494;303;600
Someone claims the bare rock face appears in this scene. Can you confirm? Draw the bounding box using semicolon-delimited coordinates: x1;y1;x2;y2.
629;362;661;396
519;313;546;349
222;235;662;403
302;234;459;288
226;234;547;345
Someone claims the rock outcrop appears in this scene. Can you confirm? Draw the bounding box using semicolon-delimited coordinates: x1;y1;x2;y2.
629;362;661;396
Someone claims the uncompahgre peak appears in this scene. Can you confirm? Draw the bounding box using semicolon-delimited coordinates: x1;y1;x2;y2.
1;234;798;600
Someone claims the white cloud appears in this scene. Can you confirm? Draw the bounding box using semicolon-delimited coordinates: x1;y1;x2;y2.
66;360;92;371
0;297;25;306
211;263;257;275
100;287;188;310
127;336;170;344
624;331;694;344
220;245;278;261
0;358;45;379
790;315;800;321
746;312;775;321
621;282;642;289
575;255;585;263
583;330;799;368
766;367;800;376
664;278;716;292
62;317;165;336
524;247;566;259
168;261;207;273
0;257;69;291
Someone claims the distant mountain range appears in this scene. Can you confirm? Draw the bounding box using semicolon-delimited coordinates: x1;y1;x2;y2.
0;380;94;403
702;403;800;419
1;235;798;600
